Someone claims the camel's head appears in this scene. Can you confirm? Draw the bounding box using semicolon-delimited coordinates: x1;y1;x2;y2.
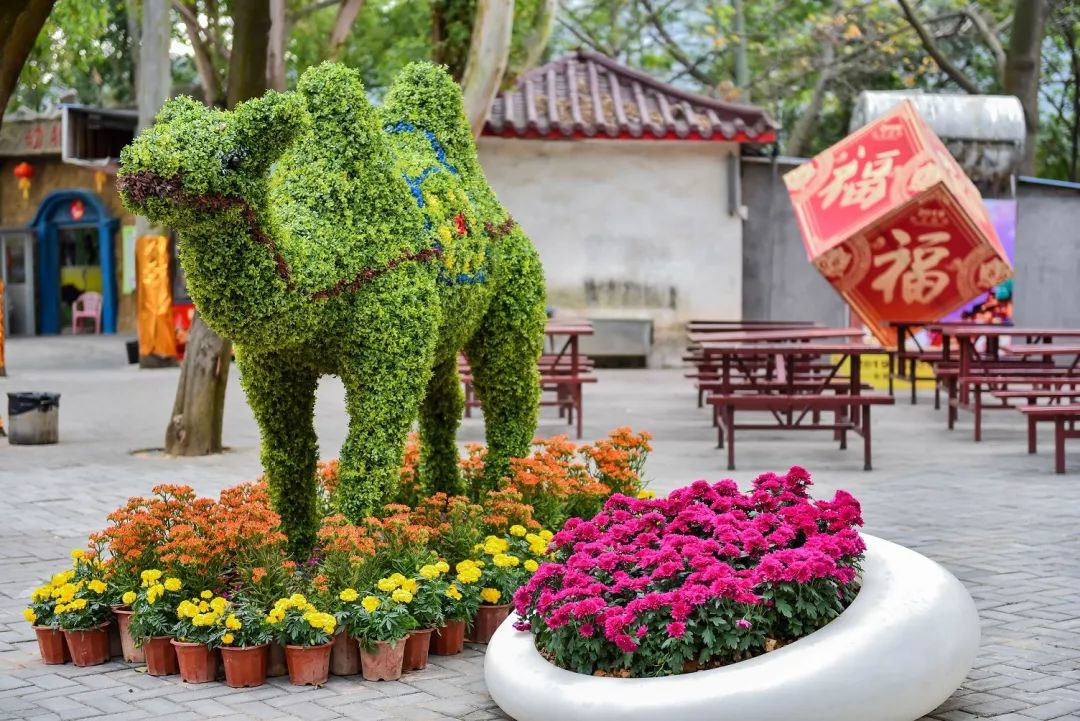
118;92;308;226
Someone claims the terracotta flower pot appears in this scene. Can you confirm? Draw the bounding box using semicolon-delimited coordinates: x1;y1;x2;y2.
330;630;360;676
142;636;179;676
403;629;433;671
471;604;511;644
111;608;144;663
106;619;122;659
266;641;288;677
430;619;466;656
63;625;110;667
285;642;332;686
359;639;405;681
33;625;70;665
221;644;268;688
172;640;217;683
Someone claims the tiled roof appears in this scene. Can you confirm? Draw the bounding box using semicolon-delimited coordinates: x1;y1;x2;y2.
484;50;778;142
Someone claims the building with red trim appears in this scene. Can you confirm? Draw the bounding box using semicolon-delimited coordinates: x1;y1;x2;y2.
478;50;778;364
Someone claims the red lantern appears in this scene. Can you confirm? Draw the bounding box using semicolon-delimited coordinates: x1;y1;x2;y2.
13;162;33;201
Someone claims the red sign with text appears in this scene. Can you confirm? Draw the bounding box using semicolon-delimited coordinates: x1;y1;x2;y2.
784;100;1011;345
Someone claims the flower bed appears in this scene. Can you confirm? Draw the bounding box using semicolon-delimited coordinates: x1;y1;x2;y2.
23;430;651;687
512;467;864;676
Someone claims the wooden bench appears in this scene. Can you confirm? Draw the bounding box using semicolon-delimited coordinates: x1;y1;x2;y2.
950;374;1080;440
1016;404;1080;473
706;394;895;471
460;370;597;439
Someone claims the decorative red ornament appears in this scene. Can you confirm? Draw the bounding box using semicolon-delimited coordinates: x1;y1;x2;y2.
70;199;85;221
454;213;468;236
13;161;33;201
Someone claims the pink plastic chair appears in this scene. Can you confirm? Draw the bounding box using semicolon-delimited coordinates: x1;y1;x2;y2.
71;291;103;334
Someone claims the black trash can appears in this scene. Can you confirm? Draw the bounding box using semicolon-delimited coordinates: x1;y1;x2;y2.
7;392;61;445
125;339;139;365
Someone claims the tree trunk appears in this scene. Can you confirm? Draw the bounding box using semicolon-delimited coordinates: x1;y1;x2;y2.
165;0;271;455
0;0;56;135
227;0;272;108
267;0;287;90
733;0;749;99
1004;0;1050;175
460;0;514;137
328;0;365;59
505;0;556;84
164;314;232;455
783;2;839;157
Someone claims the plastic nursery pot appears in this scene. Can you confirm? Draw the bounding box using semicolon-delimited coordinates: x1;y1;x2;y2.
221;644;268;688
172;640;218;684
430;620;466;656
403;629;433;671
33;625;70;665
359;639;405;682
285;642;332;686
471;604;511;645
111;607;145;663
330;630;360;676
142;636;179;676
266;641;288;677
63;624;111;667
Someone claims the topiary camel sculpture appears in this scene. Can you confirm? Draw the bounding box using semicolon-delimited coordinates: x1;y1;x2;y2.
118;62;547;554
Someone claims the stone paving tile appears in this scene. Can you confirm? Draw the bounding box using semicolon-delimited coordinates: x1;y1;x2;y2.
2;337;1080;719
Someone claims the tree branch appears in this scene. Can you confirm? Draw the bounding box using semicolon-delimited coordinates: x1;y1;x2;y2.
173;0;223;106
328;0;365;58
961;4;1006;80
0;0;56;129
288;0;339;21
558;5;615;57
897;0;981;93
638;0;717;86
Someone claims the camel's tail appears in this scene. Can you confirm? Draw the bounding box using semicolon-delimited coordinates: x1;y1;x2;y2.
380;62;479;177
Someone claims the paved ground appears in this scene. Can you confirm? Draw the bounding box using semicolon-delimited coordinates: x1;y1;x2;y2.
1;335;1079;720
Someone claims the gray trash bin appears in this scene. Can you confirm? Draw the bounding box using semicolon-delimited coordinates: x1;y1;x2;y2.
7;392;60;445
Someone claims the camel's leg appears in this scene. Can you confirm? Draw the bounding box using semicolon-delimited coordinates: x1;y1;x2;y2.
336;287;439;521
419;354;465;495
236;348;320;559
465;233;546;495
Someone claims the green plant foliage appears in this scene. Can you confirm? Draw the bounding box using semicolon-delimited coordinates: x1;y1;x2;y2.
117;61;545;558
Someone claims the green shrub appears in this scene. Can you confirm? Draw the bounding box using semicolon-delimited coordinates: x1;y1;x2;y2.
118;61;545;558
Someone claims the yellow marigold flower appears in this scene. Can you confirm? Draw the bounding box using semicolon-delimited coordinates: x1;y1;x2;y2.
361;596;380;614
164;578;182;592
493;553;520;568
323;618;337;635
210;597;227;614
456;567;481;584
225;614;242;630
389;572;407;585
69;598;87;610
121;591;137;605
200;590;213;600
87;580;107;594
445;585;462;601
539;530;553;541
23;608;37;624
146;588;161;605
31;586;49;603
267;609;284;624
509;525;526;537
54;603;66;614
529;542;547;555
524;559;539;573
455;560;477;573
70;548;84;561
289;593;306;606
435;561;450;574
143;569;162;582
401;578;418;595
480;588;501;604
391;588;413;604
637;489;656;500
483;537;509;554
339;588;359;602
418;565;439;580
221;633;235;645
376;577;398;592
525;533;540;545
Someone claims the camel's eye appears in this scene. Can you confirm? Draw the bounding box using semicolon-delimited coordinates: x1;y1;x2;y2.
220;149;245;173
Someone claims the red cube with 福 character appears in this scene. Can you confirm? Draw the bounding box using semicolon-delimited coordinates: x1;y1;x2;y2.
783;100;1012;346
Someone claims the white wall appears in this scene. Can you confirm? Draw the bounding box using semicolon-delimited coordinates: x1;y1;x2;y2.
478;138;743;365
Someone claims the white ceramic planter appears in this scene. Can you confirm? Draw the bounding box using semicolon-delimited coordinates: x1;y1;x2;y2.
486;534;979;721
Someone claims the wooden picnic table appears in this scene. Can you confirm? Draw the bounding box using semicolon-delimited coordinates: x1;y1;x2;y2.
700;342;893;471
930;326;1080;440
463;320;595;438
688;327;864;345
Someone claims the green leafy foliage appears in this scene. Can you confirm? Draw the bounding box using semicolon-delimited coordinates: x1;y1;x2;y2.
118;61;545;559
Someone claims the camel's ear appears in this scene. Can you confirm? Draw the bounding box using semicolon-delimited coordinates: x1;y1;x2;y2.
230;91;310;171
